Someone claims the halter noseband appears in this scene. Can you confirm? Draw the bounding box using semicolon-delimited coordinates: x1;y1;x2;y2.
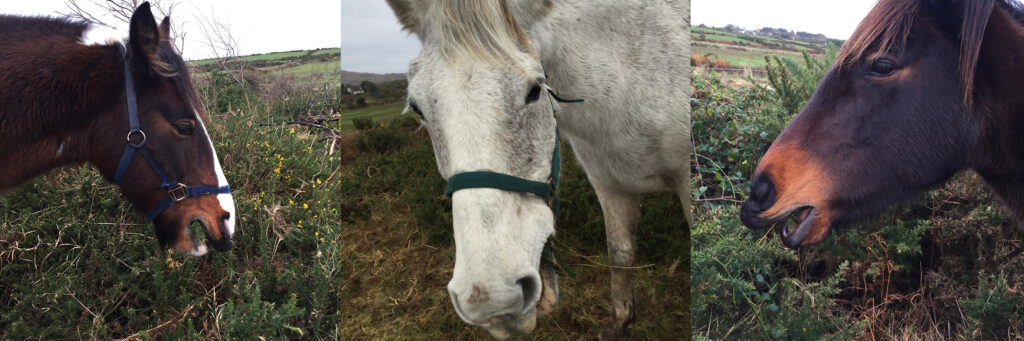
112;60;231;221
443;85;583;215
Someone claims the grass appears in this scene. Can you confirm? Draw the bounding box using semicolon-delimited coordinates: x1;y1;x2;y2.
334;102;406;131
190;48;340;66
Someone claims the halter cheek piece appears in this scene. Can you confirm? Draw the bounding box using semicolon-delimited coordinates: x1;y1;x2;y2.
112;61;231;221
443;84;583;215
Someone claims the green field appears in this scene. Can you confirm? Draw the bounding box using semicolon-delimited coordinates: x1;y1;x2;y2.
190;48;340;66
334;101;405;130
692;27;829;68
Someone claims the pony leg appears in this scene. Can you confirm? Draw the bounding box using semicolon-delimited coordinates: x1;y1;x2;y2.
679;159;693;229
592;183;642;340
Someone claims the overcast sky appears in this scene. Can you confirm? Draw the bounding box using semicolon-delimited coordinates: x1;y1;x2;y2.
340;0;420;74
6;0;340;61
693;0;877;40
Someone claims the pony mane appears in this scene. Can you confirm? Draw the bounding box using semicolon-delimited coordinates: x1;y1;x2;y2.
427;0;534;62
0;15;90;44
836;0;1024;105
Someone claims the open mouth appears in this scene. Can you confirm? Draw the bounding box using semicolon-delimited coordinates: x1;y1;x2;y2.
481;311;537;340
774;206;821;248
186;216;233;255
536;264;558;317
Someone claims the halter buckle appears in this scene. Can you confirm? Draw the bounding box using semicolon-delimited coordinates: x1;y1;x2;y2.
126;129;147;147
169;183;188;202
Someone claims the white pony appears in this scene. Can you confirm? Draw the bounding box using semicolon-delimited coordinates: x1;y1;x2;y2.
385;0;690;338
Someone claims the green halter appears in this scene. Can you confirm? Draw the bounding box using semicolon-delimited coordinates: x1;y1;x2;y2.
443;86;583;214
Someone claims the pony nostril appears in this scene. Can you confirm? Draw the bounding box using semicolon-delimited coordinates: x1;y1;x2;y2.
516;275;540;310
749;175;777;211
221;212;230;221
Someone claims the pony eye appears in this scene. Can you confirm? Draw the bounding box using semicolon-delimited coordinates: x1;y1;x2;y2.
870;59;897;75
173;121;195;136
410;102;424;119
525;85;543;104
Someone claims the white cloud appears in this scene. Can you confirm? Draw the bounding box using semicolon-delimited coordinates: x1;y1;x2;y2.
692;0;877;40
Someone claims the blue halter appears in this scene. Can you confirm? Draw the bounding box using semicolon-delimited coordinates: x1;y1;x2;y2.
443;85;582;215
112;61;231;221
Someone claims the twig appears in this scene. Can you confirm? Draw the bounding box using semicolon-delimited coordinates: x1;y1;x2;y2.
115;305;194;341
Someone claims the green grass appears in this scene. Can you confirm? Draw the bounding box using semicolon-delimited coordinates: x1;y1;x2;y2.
190;48;339;66
311;48;340;56
334;102;406;131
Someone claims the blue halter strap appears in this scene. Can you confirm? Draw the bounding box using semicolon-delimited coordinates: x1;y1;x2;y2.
112;61;230;221
443;85;583;215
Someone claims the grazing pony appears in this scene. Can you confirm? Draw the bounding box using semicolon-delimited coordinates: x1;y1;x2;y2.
741;0;1024;248
386;0;691;338
0;3;236;255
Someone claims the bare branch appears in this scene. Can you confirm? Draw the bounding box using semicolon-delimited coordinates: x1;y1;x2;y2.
61;0;185;50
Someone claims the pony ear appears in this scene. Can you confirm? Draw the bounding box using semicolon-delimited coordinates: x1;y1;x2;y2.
385;0;420;33
128;2;162;75
159;16;171;40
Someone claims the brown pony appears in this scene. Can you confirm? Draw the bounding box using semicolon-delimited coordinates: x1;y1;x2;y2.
741;0;1024;247
0;3;236;255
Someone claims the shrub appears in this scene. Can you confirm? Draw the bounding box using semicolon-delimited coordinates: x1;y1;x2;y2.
354;118;414;154
352;117;374;131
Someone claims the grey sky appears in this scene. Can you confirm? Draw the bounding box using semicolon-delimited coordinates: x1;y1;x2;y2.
693;0;877;40
6;0;340;61
340;0;419;74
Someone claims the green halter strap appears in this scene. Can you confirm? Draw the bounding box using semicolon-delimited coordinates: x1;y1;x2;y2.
444;85;582;214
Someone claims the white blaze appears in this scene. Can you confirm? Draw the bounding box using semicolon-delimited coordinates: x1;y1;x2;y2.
194;109;237;237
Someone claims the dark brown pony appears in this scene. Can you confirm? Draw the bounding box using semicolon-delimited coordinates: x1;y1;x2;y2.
0;3;236;255
741;0;1024;248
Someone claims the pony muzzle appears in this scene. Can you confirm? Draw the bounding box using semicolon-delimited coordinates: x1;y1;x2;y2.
181;214;233;254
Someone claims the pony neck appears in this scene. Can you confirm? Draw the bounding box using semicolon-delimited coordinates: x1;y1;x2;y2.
969;5;1024;221
0;43;124;190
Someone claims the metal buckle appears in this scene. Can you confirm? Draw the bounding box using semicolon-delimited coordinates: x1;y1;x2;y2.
169;184;188;202
126;129;146;147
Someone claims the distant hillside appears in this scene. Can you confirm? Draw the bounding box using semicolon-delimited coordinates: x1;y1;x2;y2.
189;48;340;66
339;70;405;85
698;24;843;46
691;25;840;68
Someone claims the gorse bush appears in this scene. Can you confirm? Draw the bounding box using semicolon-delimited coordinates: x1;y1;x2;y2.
352;117;374;131
764;45;835;115
354;119;413;154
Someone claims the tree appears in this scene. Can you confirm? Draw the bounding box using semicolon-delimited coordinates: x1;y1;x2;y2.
359;80;378;95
